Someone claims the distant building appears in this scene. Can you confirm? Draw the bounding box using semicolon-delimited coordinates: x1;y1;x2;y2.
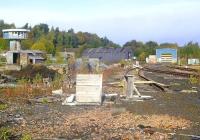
58;51;75;60
76;58;100;72
82;47;133;63
3;28;45;67
146;55;157;64
188;58;200;65
156;48;177;63
6;50;45;66
2;29;30;51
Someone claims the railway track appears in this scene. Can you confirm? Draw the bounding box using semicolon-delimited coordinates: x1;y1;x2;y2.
142;65;200;77
106;64;198;92
167;65;199;72
125;67;167;92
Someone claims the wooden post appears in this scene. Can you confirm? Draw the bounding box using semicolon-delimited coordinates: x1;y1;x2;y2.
125;75;134;98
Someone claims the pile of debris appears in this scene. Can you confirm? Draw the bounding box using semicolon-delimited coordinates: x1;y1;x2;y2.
0;74;15;84
5;65;57;80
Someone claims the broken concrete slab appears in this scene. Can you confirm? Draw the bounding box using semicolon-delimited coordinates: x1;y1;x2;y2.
52;88;63;96
180;90;198;93
62;94;76;105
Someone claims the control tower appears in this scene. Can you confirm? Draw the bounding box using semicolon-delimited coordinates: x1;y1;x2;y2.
2;29;30;51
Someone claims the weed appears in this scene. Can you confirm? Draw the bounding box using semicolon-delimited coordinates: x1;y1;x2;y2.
189;75;199;85
33;73;43;85
0;128;11;140
52;73;63;89
21;133;32;140
0;104;8;110
17;77;29;85
42;98;48;104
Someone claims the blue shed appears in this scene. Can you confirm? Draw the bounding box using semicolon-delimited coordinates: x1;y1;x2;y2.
156;48;177;63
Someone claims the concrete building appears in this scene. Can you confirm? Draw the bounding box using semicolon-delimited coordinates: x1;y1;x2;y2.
82;47;133;63
188;58;200;65
3;28;45;67
156;48;177;63
2;29;30;51
146;55;157;64
6;50;45;66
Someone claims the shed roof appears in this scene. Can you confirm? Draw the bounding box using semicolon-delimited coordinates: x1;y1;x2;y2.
82;47;132;56
2;29;30;32
7;50;44;54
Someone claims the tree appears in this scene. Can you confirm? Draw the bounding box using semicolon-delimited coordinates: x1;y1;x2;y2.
21;39;33;50
32;23;49;40
21;23;29;29
0;38;8;51
77;32;86;45
180;42;200;59
31;40;46;51
145;41;158;48
31;36;55;54
0;20;15;37
138;52;146;61
1;21;121;56
159;43;178;49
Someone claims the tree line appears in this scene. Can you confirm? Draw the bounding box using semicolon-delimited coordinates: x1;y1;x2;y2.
0;20;200;61
0;20;119;54
123;40;200;61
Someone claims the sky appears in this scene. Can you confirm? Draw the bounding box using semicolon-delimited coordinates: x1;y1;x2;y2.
0;0;200;46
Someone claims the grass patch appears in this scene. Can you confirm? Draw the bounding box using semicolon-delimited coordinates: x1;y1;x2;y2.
0;104;8;110
21;133;32;140
42;98;49;104
0;127;12;140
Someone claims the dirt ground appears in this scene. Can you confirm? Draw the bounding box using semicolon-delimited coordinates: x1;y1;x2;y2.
0;64;200;140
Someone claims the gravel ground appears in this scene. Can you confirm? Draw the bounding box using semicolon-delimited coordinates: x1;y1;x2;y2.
0;64;200;139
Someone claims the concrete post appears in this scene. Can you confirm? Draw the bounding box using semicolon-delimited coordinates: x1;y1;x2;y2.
125;75;134;98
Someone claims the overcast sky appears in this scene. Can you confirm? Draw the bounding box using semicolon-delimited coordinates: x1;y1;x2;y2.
0;0;200;46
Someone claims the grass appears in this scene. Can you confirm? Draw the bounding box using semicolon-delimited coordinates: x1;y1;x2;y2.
189;75;199;85
42;98;49;104
21;133;32;140
0;104;8;111
0;128;11;140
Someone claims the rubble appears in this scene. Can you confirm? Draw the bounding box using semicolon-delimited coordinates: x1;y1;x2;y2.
62;94;76;105
5;65;57;80
52;88;63;96
0;64;199;139
28;96;62;104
